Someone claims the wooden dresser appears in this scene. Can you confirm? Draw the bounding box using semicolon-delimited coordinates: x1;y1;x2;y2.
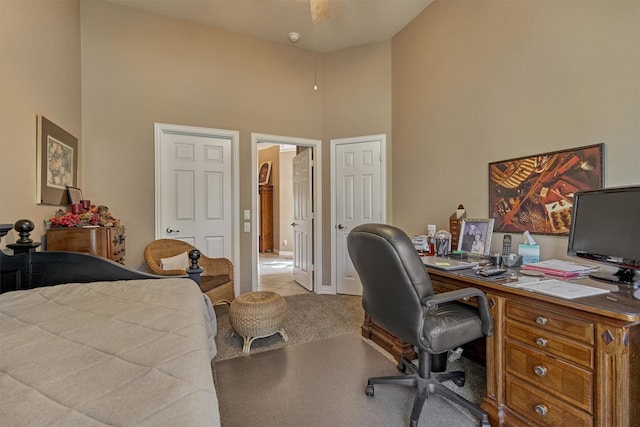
259;184;273;252
46;226;126;264
362;268;640;426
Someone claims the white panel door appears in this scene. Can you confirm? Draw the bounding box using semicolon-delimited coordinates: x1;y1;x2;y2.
335;138;384;295
292;148;313;291
159;131;232;258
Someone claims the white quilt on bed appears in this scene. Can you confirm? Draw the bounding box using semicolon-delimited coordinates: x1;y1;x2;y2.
0;278;220;426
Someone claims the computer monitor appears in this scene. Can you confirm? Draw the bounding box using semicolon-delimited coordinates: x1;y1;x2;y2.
567;185;640;286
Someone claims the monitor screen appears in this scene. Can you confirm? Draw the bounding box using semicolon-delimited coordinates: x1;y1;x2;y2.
567;185;640;284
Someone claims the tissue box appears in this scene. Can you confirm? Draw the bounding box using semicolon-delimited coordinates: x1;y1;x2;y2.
518;244;540;264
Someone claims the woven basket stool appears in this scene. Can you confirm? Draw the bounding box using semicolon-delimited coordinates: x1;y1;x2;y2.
228;291;289;353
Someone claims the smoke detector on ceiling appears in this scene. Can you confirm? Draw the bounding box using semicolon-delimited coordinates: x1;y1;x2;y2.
288;32;301;43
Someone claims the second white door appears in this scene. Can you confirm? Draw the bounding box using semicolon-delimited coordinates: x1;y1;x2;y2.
333;135;386;295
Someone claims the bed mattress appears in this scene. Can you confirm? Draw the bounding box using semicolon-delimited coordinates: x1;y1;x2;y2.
0;278;220;426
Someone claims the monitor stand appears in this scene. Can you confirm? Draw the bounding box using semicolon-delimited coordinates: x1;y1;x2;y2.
589;268;639;287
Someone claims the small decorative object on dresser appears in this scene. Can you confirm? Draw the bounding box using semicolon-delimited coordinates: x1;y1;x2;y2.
66;185;83;204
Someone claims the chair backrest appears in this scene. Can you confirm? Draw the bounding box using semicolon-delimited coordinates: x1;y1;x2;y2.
144;239;196;275
347;223;435;345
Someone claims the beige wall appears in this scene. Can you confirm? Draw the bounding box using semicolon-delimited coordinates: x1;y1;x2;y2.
80;1;327;293
5;0;637;291
0;0;81;243
392;0;640;262
1;0;390;294
321;41;393;282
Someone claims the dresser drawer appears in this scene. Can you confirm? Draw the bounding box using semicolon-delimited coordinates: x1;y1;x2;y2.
506;340;593;412
506;375;593;427
505;319;593;368
506;300;594;344
46;226;126;265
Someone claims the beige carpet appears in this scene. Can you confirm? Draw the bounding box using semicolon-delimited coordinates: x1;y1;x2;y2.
214;293;364;361
214;334;484;427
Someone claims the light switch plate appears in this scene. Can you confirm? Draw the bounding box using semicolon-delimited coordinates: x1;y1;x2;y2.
243;209;250;220
243;222;250;232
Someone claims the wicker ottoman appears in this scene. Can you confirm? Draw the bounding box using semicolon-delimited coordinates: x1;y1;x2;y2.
228;291;289;353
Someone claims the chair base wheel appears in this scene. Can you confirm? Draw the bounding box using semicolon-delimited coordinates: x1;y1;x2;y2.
365;384;375;396
397;361;407;373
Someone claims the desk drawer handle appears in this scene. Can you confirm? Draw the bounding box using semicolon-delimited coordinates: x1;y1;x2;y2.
534;404;548;416
535;337;548;347
536;316;548;325
534;365;547;377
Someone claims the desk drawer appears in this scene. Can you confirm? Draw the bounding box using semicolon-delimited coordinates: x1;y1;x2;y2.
506;340;593;412
506;375;592;427
506;300;593;344
505;319;593;369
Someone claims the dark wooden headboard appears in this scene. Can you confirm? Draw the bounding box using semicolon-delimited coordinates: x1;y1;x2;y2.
1;220;202;294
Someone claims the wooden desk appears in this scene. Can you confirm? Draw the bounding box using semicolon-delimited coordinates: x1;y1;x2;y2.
361;268;640;427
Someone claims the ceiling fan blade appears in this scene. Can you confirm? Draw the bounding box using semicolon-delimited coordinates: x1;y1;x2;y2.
310;0;329;23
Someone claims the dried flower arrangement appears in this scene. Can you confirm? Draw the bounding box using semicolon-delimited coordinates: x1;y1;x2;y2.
47;205;120;228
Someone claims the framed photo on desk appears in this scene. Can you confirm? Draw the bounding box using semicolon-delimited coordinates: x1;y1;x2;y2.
458;218;494;255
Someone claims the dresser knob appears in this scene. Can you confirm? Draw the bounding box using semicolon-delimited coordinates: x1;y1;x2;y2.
534;365;547;377
535;337;548;347
536;316;548;325
534;404;548;416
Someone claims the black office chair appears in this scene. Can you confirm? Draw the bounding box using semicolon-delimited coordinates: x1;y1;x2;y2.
347;223;493;427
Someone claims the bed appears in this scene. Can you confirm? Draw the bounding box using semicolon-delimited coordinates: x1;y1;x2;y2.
0;221;221;426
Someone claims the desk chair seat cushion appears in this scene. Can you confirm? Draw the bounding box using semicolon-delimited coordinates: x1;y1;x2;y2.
422;302;485;354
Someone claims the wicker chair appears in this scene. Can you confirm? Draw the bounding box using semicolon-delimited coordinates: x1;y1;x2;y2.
144;239;235;305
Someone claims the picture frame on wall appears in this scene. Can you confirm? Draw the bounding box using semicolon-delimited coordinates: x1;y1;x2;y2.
36;116;79;205
258;161;272;185
488;143;603;235
458;218;495;255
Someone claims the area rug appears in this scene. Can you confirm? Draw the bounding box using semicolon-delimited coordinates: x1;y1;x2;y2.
215;334;483;427
213;293;364;361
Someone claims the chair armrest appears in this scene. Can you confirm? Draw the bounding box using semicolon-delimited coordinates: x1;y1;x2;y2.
422;288;493;337
198;255;234;280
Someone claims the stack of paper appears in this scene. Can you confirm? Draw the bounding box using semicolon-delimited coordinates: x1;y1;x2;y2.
516;279;610;300
521;259;598;279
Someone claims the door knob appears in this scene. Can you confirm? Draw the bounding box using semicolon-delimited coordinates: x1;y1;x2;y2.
166;227;180;234
337;224;348;230
291;222;298;227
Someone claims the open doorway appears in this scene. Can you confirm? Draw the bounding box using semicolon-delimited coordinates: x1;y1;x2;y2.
251;133;325;295
256;142;307;296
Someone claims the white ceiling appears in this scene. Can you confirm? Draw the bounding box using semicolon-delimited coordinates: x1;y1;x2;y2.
104;0;434;53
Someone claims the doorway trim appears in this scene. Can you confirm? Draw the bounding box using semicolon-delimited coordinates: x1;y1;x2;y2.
251;133;325;293
154;123;240;296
